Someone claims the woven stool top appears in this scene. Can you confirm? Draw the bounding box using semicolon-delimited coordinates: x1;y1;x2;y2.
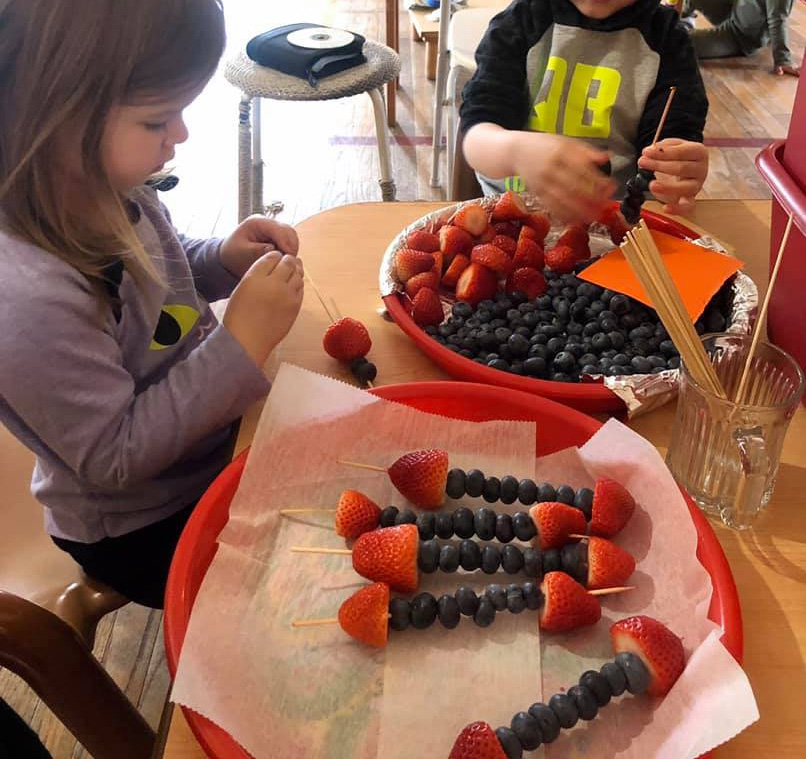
224;38;401;102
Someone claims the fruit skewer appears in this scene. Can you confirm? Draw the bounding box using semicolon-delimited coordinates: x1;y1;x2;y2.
292;573;631;645
449;615;686;758
291;524;636;592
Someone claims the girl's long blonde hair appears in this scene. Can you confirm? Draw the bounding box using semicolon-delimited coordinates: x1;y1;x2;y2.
0;0;225;291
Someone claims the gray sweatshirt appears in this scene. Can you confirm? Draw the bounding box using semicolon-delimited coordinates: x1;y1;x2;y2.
0;187;270;543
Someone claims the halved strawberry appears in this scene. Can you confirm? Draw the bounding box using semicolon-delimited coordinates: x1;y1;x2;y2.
338;582;390;647
406;229;440;253
544;244;577;274
334;490;382;539
440;225;474;261
441;253;470;289
506;267;547;300
493;221;520;239
396;248;435;282
558;224;591;260
491;235;517;258
431;249;444;276
404;270;439;299
491;190;528;222
351;524;419;593
539;572;601;633
529;502;587;550
453;203;489;236
455;262;498;306
477;225;497;244
598;205;631;245
512;237;545;270
523;213;551;244
471;244;512;276
610;615;686;696
449;722;507;759
411;287;444;328
586;536;636;590
322;317;372;361
590;479;636;537
388;449;448;509
519;225;540;244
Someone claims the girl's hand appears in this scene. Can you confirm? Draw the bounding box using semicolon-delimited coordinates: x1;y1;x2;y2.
220;216;300;278
638;138;708;216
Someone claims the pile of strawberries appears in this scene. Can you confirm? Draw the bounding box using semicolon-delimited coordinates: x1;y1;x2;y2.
395;192;630;320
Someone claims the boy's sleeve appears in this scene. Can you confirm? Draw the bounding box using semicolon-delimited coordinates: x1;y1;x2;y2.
635;21;708;151
766;0;794;68
459;0;550;134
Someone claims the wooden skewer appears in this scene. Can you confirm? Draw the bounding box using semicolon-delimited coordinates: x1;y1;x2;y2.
280;508;336;515
292;618;339;628
588;586;635;596
338;459;386;473
306;274;337;323
734;214;794;404
290;547;352;555
651;87;677;146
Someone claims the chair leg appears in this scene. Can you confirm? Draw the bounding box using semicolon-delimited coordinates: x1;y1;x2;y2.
0;591;155;759
430;1;452;188
385;0;398;126
446;65;460;200
238;96;252;222
369;88;397;202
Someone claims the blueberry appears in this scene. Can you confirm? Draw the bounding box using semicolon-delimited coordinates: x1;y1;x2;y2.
522;581;543;610
612;353;629;366
527;703;560;744
458;349;474;359
446;468;466;499
459;539;482;571
394;509;417;526
522;547;542;578
573;487;594;520
437;594;461;629
506;308;522;323
511;711;542;751
495;727;523;759
479;331;498;351
560;543;586;584
706;310;727;332
649;355;667;369
473;595;496;627
537;482;556;502
416;512;436;540
502;584;525;615
512;510;537;540
418;539;440;573
667;356;681;370
580;670;612;707
616;651;651;694
488;358;509;372
455;586;480;616
568;684;598;720
610;293;631;315
542;548;561;573
516;479;538;506
496;513;515;543
631;355;652;374
475;507;497;540
476;309;492;323
501;544;525;574
591;333;612;352
465;469;485;498
553;351;577;374
435;510;454;539
389;598;411;631
494;327;513;343
600;317;618;332
589;299;605;315
551;372;574;382
548;692;579;729
481;476;502;503
580;364;598;375
481;544;501;573
601;661;627;697
497;294;514;309
439;544;460;572
536;294;553;310
579;352;598;367
485;583;508;611
608;330;626;350
660;339;678;357
606;365;625;377
555;484;576;505
524;356;547;377
380;506;399;528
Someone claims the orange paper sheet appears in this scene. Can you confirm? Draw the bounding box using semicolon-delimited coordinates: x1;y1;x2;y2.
580;231;743;320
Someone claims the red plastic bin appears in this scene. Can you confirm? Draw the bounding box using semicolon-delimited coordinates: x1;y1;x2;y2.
755;74;806;391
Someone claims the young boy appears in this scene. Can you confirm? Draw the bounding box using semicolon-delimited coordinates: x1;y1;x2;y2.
460;0;709;222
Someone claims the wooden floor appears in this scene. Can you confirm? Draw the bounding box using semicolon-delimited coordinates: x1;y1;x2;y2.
1;1;804;756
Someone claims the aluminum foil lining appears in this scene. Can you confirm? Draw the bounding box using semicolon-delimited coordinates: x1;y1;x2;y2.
379;196;759;418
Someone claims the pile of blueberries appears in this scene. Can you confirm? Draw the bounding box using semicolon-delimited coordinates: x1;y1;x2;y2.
425;274;732;382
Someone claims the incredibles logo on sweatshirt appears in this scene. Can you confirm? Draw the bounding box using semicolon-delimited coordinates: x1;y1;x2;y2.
150;304;200;351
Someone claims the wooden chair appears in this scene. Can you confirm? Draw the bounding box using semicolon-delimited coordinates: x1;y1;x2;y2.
0;424;155;759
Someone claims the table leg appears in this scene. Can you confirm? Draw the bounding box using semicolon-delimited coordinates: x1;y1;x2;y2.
238;96;252;222
425;36;438;81
369;88;397;202
251;97;264;216
386;0;398;126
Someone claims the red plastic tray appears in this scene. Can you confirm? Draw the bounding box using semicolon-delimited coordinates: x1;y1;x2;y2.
164;381;742;759
383;209;703;413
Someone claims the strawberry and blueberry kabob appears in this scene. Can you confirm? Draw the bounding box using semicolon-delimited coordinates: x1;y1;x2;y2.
449;615;686;758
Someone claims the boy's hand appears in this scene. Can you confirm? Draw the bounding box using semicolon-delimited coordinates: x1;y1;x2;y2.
512;133;615;223
637;138;708;216
220;216;300;278
773;65;800;77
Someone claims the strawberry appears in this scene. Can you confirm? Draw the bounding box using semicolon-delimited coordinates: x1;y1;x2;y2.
506;267;547;300
477;225;497;244
441;253;470;288
539;572;601;633
586;536;636;590
544;244;577;274
449;722;507;759
396;248;435;282
338;582;390;648
322;317;371;361
491;235;517;258
523;213;551;244
512;237;545;270
406;229;440;253
529;502;587;550
610;615;686;696
491;190;528;222
351;524;419;593
599;205;631;245
493;221;521;239
411;287;444;328
471;244;512;276
404;271;439;299
440;225;474;261
431;249;444;276
455;262;499;306
519;225;540;244
453;203;489;236
334;490;382;539
590;479;636;537
388;448;448;509
558;224;591;260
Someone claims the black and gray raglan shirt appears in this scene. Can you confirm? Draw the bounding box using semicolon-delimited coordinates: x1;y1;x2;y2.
460;0;709;196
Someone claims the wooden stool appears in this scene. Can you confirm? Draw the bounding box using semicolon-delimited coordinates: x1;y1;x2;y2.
224;40;401;221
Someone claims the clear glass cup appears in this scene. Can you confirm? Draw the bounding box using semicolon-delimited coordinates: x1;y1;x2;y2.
666;333;805;530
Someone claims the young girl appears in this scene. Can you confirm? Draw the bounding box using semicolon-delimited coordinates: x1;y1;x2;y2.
0;0;304;609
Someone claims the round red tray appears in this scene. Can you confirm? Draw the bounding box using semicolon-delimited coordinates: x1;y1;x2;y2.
164;381;742;759
383;209;702;413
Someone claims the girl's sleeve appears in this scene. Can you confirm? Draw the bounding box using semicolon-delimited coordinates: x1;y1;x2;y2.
177;234;240;301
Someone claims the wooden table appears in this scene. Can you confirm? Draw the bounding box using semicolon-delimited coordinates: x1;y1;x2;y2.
159;200;806;759
409;7;441;80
